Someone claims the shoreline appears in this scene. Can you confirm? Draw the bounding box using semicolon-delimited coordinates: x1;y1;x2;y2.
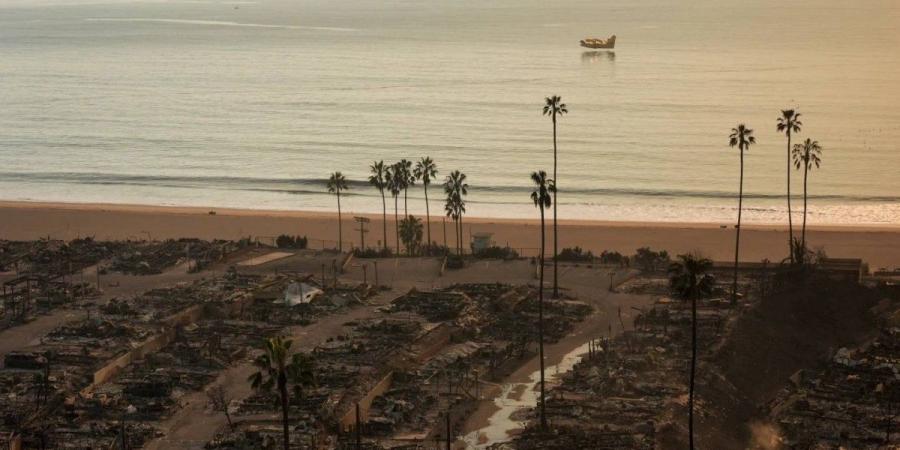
3;200;898;232
2;200;899;268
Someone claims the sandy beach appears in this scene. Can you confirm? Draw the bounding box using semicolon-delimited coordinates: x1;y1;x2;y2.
2;200;898;269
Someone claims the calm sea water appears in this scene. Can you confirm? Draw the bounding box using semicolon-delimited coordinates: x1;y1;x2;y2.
1;0;899;224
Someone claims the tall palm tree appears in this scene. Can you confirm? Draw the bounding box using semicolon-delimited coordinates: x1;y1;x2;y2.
776;109;803;263
530;169;554;431
386;164;402;253
397;159;414;218
668;254;714;450
729;124;755;303
368;161;389;251
792;138;822;251
326;172;349;252
248;336;316;450
414;157;438;246
543;95;567;298
444;198;460;253
443;170;468;254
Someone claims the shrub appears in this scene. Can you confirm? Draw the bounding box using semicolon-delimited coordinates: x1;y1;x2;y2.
599;250;626;266
399;216;424;256
474;246;519;260
633;247;670;272
353;247;393;258
557;246;594;262
421;243;451;257
446;254;465;269
276;235;308;249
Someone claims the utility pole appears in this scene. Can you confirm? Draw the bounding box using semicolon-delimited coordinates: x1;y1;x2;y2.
355;402;361;450
373;261;379;287
445;410;452;450
354;217;370;251
120;422;128;450
332;259;338;286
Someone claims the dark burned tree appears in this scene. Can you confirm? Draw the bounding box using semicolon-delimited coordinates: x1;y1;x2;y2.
206;385;235;431
668;253;714;450
530;169;554;430
248;336;316;450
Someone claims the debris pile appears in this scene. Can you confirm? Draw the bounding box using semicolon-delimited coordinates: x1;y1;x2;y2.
505;275;733;449
769;327;900;448
0;273;317;449
108;239;236;275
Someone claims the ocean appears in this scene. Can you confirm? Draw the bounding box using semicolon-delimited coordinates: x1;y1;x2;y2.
1;0;899;224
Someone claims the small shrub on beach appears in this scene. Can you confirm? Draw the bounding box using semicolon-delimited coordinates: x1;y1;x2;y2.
354;247;393;258
474;246;519;260
633;247;670;272
421;243;451;257
276;235;308;249
600;250;627;266
557;246;594;262
446;254;465;269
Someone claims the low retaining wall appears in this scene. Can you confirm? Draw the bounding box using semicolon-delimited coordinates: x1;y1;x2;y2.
339;371;394;432
414;323;453;364
85;295;258;393
91;327;178;386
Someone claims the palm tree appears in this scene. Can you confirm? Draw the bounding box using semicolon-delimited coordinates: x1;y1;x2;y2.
399;215;424;256
386;164;402;253
397;159;414;218
443;171;468;254
668;254;714;450
792;138;822;251
777;109;803;263
248;336;317;450
444;198;460;253
414;157;438;246
530;169;554;431
369;161;389;251
543;95;567;298
326;172;349;252
728;124;755;304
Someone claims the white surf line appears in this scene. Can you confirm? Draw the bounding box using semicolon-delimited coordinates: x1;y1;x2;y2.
84;17;356;32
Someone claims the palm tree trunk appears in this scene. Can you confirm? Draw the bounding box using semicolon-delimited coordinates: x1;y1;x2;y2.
787;133;794;264
454;218;460;254
279;377;290;450
394;196;400;254
689;293;697;450
337;191;343;252
404;188;408;218
733;150;744;304
802;163;809;251
459;214;464;255
381;190;388;251
425;184;431;246
538;207;547;430
552;115;559;298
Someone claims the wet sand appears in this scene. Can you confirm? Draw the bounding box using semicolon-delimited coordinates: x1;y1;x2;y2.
1;200;898;268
